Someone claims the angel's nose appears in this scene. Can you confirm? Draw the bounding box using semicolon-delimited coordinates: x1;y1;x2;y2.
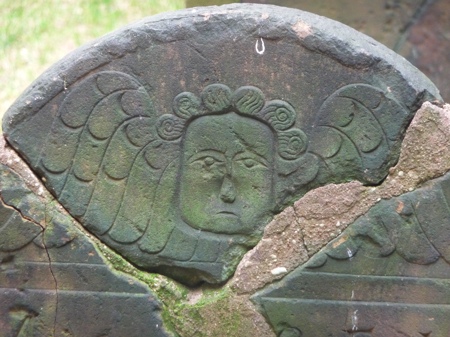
220;176;236;203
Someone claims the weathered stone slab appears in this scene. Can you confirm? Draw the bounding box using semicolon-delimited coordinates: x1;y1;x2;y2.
2;4;441;285
0;139;170;337
254;170;450;336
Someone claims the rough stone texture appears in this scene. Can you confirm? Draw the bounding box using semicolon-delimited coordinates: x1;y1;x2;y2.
0;138;171;337
2;4;441;286
170;291;274;337
232;206;309;293
232;102;450;294
236;0;425;48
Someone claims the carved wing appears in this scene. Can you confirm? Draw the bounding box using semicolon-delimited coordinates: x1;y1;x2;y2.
308;84;409;186
35;71;178;249
320;172;450;266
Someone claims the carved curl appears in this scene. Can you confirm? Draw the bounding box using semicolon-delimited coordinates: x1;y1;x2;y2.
173;92;200;119
232;86;265;115
156;114;185;140
201;84;232;113
260;100;296;131
161;85;307;160
278;129;308;160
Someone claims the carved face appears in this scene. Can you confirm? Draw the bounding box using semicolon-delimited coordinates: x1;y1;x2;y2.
178;112;275;235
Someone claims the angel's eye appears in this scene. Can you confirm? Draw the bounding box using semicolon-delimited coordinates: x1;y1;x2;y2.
203;156;216;166
188;151;225;170
192;155;223;168
237;157;266;169
242;158;257;168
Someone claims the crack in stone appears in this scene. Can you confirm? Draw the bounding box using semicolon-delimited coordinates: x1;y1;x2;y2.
290;206;310;256
0;194;44;230
43;203;59;337
0;193;59;336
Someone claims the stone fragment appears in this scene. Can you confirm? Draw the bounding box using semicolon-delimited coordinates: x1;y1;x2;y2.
0;139;171;337
232;206;308;294
2;4;441;285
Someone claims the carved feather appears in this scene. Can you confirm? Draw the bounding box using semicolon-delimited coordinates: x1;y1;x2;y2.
309;84;408;185
37;71;161;241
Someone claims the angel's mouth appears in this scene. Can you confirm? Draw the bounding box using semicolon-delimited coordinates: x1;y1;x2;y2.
216;211;238;217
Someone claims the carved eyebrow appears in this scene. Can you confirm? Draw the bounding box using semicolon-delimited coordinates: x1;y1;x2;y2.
187;149;225;163
233;150;269;167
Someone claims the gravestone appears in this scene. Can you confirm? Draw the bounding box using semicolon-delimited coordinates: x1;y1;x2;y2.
1;4;449;337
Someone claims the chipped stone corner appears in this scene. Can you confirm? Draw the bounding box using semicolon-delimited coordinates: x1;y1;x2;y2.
0;137;49;200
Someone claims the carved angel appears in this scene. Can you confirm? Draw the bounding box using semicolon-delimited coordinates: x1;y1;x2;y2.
6;71;410;284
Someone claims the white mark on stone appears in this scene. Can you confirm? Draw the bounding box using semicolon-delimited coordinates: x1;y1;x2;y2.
255;38;265;55
336;221;341;227
292;20;312;39
271;267;287;275
352;309;358;331
347;247;354;258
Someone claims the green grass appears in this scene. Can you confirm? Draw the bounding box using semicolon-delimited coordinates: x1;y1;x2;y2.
0;0;185;128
